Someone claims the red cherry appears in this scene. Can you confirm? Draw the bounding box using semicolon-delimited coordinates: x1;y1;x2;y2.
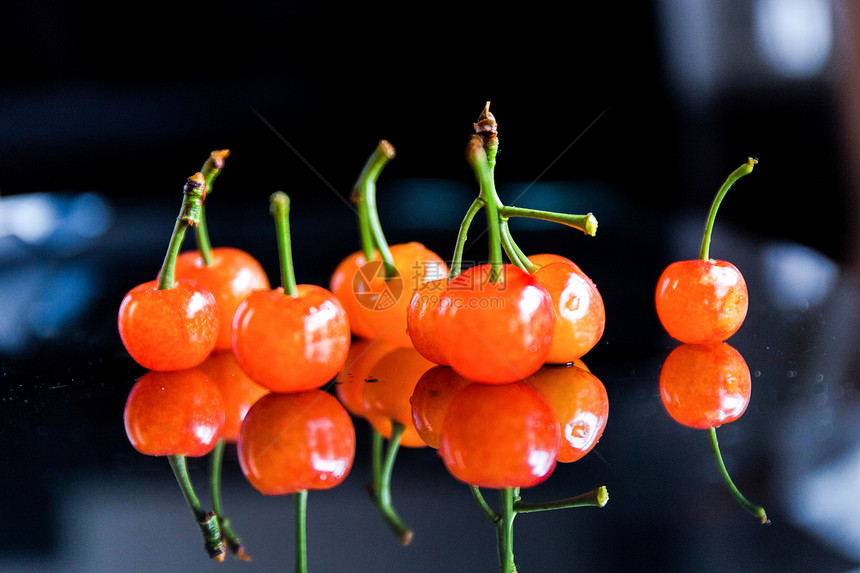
118;278;219;371
437;264;555;384
526;364;608;463
175;247;270;350
406;277;449;365
124;369;225;457
197;350;269;443
232;285;351;393
353;242;448;348
410;365;471;448
330;250;378;339
362;347;435;448
531;260;605;363
237;390;355;495
440;382;560;489
655;260;748;344
659;342;751;429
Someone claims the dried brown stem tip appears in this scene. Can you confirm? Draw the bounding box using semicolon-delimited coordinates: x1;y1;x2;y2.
378;139;396;160
473;101;498;140
209;149;231;170
466;135;486;161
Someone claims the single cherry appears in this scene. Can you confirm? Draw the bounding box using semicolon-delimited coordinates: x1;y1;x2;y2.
526;364;608;463
406;277;450;365
437;263;555;384
118;173;219;371
655;158;756;343
232;193;351;393
440;382;560;489
410;365;471;448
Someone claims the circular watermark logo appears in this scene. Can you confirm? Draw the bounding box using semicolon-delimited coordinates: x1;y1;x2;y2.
352;261;403;311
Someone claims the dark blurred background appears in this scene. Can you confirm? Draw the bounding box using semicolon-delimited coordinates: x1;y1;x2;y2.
2;1;860;572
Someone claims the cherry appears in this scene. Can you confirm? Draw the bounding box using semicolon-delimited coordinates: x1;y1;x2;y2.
354;242;448;348
232;193;351;393
437;263;555;384
197;350;269;443
238;390;355;495
531;259;605;364
659;342;768;523
655;158;756;343
659;342;751;430
406;277;450;365
440;382;561;489
237;390;355;571
123;368;227;560
410;365;471;449
118;173;219;371
362;347;434;448
175;248;270;351
124;369;225;457
526;364;608;463
528;253;584;276
330;250;378;339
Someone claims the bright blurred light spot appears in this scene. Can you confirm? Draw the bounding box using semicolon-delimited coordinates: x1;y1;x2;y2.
754;0;833;78
67;192;112;238
762;242;838;311
0;195;58;243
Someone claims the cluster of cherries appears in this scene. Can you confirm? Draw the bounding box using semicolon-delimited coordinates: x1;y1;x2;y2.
655;157;769;524
116;103;767;572
119;152;356;567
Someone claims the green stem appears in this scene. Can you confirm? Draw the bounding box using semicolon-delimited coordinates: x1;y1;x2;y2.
470;485;499;523
209;440;250;561
467;138;503;281
449;197;485;279
167;454;225;561
368;422;414;545
513;486;609;514
371;427;384;493
499;206;598;236
269;192;298;297
194;149;230;266
499;220;536;272
497;488;516;573
504;228;537;273
157;173;206;290
698;158;757;261
295;490;308;573
708;427;769;524
351;140;397;276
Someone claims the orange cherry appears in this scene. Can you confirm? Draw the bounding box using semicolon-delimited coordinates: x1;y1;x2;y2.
175;247;270;350
232;285;351;393
330;250;378;339
362;347;435;448
437;264;555;384
440;382;560;489
410;366;471;448
237;390;355;495
526;364;608;463
354;242;448;348
532;260;605;363
197;350;269;443
124;369;225;457
406;277;449;365
659;342;751;429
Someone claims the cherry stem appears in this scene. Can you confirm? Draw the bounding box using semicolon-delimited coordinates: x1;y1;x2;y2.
449;197;485;279
194;149;230;266
209;440;250;561
499;206;598;237
497;488;516;573
351;140;397;276
467;137;503;282
368;424;414;545
708;427;769;524
699;157;757;261
469;485;499;523
292;490;308;573
269;192;299;297
157;173;206;291
513;486;609;513
167;454;226;562
499;219;535;273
